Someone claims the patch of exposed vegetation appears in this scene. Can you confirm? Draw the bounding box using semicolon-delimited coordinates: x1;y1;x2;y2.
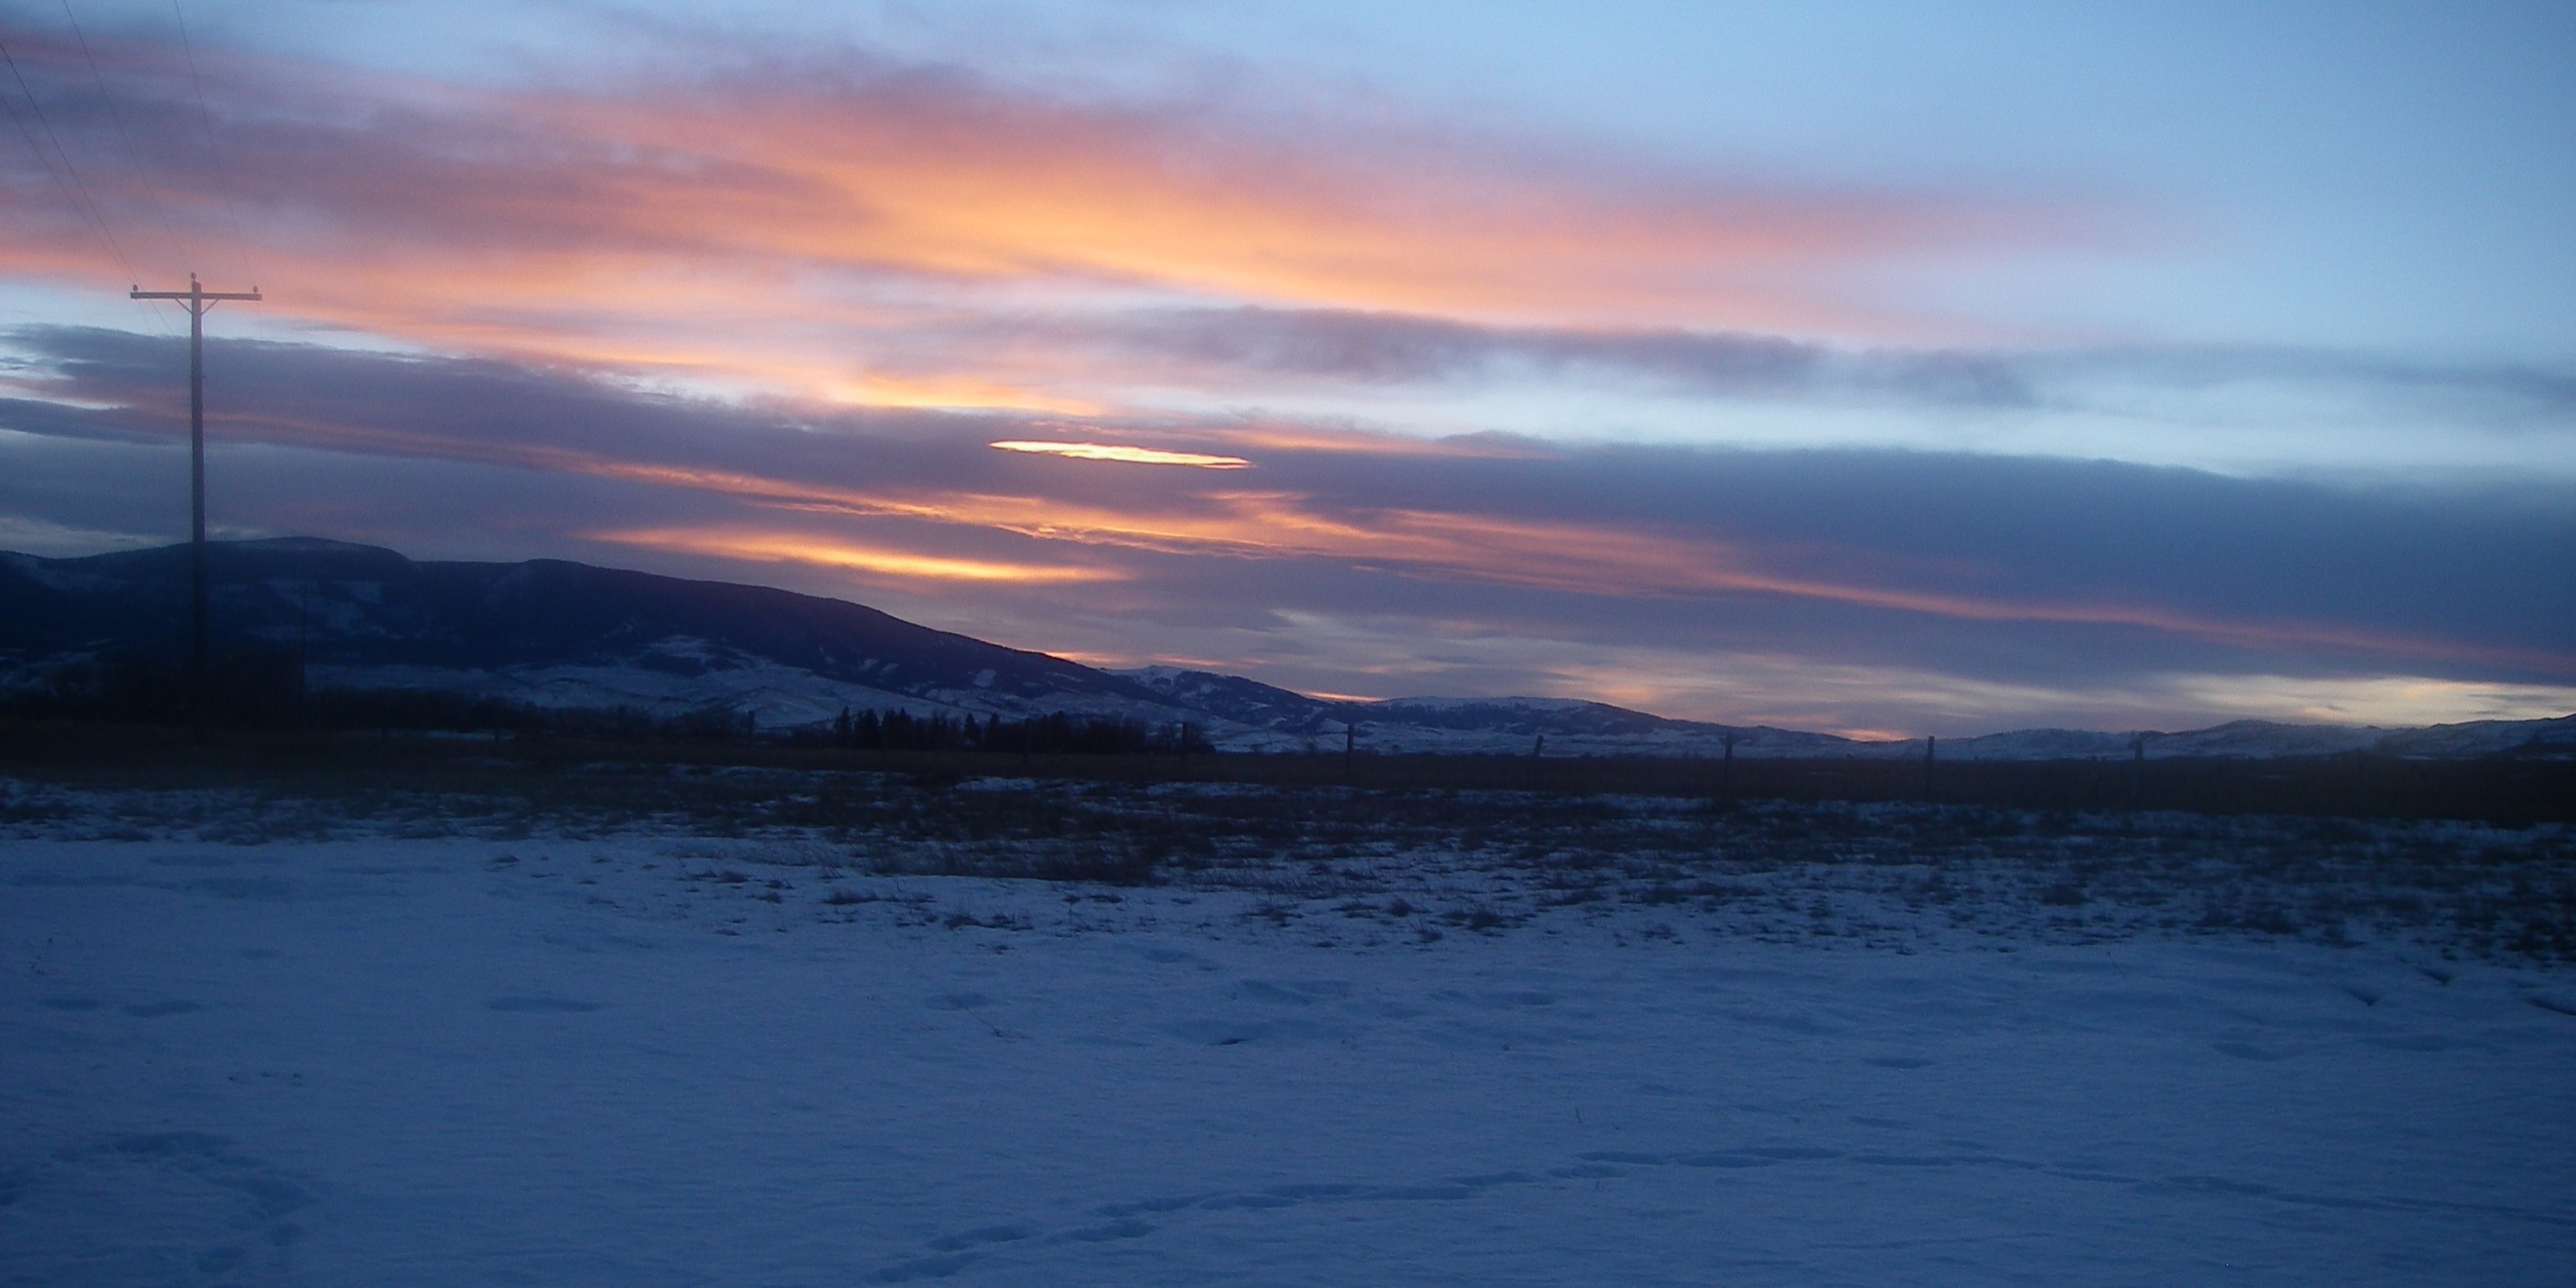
5;760;2570;965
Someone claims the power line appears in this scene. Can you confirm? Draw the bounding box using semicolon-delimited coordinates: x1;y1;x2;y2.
0;48;90;233
0;36;136;278
0;33;168;333
166;0;242;247
61;0;193;273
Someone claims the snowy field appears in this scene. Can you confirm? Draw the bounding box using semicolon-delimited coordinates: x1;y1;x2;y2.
5;767;2573;1285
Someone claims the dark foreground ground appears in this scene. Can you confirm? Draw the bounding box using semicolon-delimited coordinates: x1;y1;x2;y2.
5;720;2571;967
8;717;2576;819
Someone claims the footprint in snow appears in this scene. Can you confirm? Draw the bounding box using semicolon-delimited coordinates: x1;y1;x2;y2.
2212;1039;2289;1061
6;1131;316;1283
1236;980;1350;1004
889;1165;1619;1278
181;875;293;901
2524;991;2576;1018
926;1223;1031;1252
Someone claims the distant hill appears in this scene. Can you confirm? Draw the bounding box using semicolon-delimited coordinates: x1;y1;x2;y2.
4;539;2570;760
0;538;1176;732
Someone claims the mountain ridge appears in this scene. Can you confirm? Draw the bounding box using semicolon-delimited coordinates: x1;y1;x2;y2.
5;538;2570;760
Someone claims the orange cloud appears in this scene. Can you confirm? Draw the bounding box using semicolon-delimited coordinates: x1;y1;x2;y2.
592;527;1124;584
0;29;2077;415
820;377;1108;416
578;85;1977;333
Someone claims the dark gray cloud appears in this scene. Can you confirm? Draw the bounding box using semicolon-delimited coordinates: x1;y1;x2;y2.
1074;306;2576;420
2;325;1004;487
1106;308;1825;391
2027;345;2576;414
1261;444;2576;650
5;324;2571;731
1053;306;2027;404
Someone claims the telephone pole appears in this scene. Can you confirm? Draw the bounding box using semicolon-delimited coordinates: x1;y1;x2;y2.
129;274;262;733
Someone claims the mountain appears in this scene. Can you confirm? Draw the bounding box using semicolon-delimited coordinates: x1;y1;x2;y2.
1116;666;1347;740
1123;687;1888;757
4;538;2570;760
0;538;1191;731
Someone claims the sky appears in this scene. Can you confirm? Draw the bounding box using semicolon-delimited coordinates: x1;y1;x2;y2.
2;0;2571;736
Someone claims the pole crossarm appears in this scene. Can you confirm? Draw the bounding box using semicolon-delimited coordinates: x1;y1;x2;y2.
132;281;261;306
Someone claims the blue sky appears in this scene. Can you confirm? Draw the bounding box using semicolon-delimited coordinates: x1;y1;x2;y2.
3;0;2571;734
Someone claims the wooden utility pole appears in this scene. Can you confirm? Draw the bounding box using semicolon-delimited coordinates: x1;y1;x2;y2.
129;274;262;733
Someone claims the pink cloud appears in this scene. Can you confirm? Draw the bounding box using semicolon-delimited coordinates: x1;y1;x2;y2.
0;23;2092;412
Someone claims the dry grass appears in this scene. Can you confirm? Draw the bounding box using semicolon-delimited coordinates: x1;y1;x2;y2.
4;749;2571;964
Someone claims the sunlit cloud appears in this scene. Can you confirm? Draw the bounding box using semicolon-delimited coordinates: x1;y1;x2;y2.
820;378;1108;416
0;21;2083;419
6;19;2561;488
989;440;1250;468
591;527;1125;585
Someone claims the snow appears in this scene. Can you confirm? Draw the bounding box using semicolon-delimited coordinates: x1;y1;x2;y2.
306;660;955;728
1370;696;1604;714
299;657;1227;735
5;778;2571;1285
